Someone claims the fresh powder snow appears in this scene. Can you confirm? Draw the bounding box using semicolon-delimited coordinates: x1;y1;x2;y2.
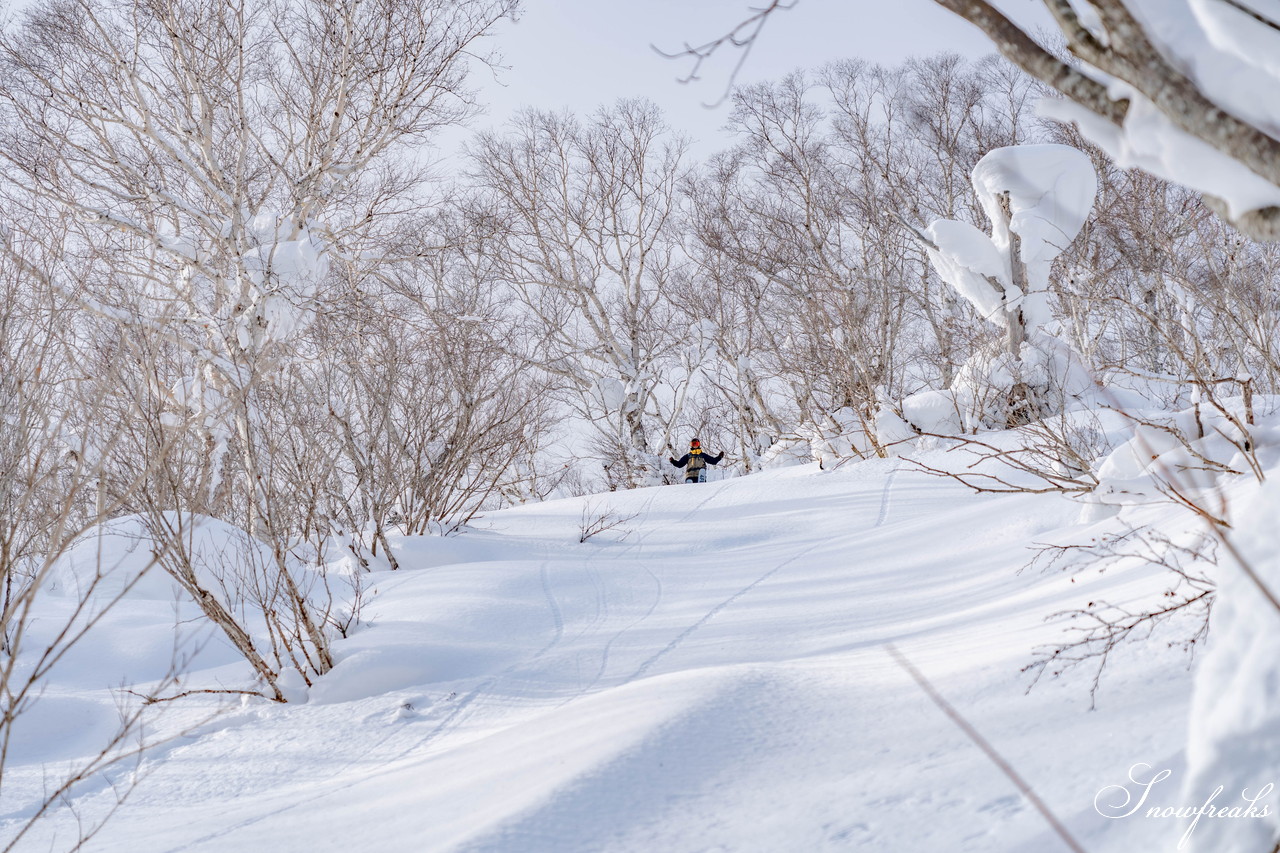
3;445;1220;852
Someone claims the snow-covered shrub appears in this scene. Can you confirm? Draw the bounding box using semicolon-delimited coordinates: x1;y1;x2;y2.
873;403;919;452
898;389;963;435
919;144;1099;430
599;438;666;491
950;335;1099;432
758;437;813;469
797;407;877;467
1092;399;1262;510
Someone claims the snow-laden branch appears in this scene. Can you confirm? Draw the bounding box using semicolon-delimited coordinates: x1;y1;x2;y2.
932;0;1280;240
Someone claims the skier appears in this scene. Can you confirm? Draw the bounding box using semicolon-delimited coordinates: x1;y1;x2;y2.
669;438;723;483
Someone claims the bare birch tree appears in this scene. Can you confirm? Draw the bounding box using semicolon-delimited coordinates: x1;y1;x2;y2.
469;101;691;489
0;0;517;688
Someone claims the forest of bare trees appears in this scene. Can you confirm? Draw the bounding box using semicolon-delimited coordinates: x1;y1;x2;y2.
5;0;1278;691
7;0;1280;848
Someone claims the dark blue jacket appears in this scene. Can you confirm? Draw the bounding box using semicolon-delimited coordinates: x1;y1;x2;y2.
670;450;723;470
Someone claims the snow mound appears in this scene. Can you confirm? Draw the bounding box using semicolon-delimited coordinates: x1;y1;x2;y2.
1183;478;1280;852
900;389;961;434
44;513;274;603
948;336;1097;431
3;695;121;765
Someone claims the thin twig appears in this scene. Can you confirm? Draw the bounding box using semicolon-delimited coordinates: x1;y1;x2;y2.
652;1;797;107
123;686;270;706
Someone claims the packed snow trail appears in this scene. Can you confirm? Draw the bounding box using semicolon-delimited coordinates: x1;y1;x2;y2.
5;459;1199;852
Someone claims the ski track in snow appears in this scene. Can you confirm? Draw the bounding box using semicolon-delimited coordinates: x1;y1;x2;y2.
874;464;899;527
623;538;828;685
566;562;663;703
613;474;727;561
392;560;571;760
17;455;1208;853
625;463;897;685
539;560;566;648
556;475;730;691
154;472;841;853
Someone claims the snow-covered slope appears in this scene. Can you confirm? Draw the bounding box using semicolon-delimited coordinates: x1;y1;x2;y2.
5;458;1204;852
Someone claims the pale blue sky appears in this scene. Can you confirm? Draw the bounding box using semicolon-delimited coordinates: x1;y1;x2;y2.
456;0;1054;155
